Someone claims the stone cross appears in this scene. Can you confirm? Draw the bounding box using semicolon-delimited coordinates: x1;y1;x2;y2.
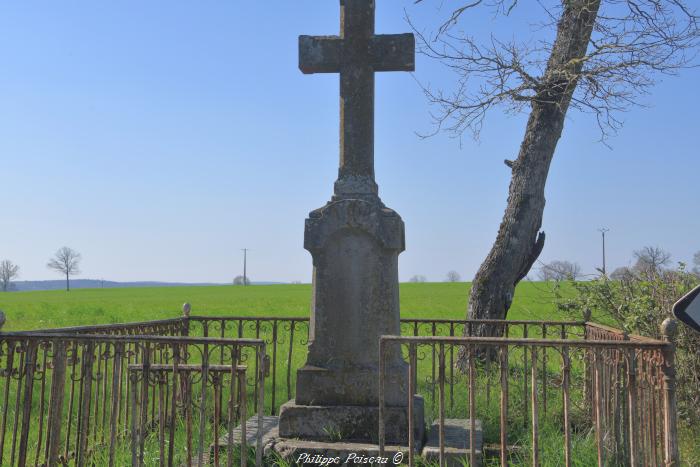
299;0;414;197
278;1;423;447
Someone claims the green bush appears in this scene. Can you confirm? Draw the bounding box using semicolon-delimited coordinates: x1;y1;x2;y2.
554;265;700;463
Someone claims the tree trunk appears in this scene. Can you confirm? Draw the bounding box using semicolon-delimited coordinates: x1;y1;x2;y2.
465;0;602;337
66;272;70;292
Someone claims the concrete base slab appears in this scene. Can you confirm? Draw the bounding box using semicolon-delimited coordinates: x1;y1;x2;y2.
214;415;280;450
421;419;483;467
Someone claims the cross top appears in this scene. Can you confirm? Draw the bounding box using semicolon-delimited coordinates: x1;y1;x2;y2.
299;0;415;198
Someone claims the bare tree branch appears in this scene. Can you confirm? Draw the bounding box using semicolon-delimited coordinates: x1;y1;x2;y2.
410;0;699;141
538;259;583;281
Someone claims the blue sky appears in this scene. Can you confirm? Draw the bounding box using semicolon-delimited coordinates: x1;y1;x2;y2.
1;1;698;284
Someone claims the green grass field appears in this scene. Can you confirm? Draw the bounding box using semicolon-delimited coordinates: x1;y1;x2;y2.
1;282;697;465
0;281;567;331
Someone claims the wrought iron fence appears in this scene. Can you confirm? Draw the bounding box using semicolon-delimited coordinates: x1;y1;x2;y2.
4;308;679;466
378;319;679;467
33;312;589;418
0;332;266;467
185;315;587;416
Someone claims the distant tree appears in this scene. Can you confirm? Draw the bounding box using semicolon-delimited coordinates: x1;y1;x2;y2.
47;247;82;291
409;275;427;283
233;275;251;286
538;260;581;281
633;246;671;278
0;260;20;292
610;266;635;282
693;251;700;276
445;271;461;282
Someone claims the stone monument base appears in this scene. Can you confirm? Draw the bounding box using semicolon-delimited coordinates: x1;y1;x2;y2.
294;364;410;406
216;415;485;466
278;397;425;445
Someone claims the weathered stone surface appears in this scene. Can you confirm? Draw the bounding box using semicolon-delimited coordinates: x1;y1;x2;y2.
295;364;408;407
278;397;424;445
422;419;484;467
281;0;420;445
291;198;408;410
298;0;415;197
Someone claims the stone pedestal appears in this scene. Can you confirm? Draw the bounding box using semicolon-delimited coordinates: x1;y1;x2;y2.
278;397;424;445
278;196;423;444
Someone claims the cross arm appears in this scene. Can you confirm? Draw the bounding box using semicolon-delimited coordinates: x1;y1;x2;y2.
370;33;415;72
299;35;342;74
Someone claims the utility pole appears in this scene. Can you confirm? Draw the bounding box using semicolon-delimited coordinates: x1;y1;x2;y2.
598;228;609;275
241;249;249;286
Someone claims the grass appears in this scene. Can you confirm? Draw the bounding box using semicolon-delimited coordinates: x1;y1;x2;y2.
0;281;570;332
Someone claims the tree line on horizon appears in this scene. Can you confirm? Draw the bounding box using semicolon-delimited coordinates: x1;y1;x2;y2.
538;246;700;282
3;246;699;292
405;247;700;284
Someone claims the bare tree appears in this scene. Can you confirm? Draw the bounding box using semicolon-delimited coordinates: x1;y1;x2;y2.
633;246;672;277
446;270;462;282
411;0;699;332
47;247;82;291
233;275;251;286
693;250;700;276
409;275;427;283
538;260;582;281
610;266;635;281
0;260;20;292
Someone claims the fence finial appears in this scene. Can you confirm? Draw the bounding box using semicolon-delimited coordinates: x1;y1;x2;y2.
0;310;5;330
182;302;191;318
661;318;678;341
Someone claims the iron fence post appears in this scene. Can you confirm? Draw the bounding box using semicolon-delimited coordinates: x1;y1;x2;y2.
660;318;679;467
47;341;68;467
17;341;38;467
256;343;266;467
